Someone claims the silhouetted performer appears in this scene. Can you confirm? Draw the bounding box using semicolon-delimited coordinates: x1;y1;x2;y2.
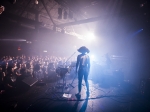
76;46;90;98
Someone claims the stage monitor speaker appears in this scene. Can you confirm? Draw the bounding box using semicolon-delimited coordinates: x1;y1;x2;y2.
22;76;38;87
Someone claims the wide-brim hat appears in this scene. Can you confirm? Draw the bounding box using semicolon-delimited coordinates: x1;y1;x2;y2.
77;46;90;53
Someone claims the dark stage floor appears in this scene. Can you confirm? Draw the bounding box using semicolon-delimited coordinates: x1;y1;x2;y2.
0;75;150;112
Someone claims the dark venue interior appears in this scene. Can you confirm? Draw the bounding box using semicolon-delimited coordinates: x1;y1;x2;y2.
0;0;150;112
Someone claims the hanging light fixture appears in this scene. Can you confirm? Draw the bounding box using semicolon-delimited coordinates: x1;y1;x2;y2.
0;6;5;14
35;0;38;5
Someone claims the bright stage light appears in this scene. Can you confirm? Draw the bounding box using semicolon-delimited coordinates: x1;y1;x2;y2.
43;50;47;52
91;55;95;59
35;0;38;4
90;55;96;62
85;32;95;41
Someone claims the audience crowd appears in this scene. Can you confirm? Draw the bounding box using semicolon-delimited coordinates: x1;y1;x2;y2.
0;55;76;94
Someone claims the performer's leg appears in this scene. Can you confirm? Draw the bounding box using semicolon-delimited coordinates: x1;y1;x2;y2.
84;71;89;94
78;70;83;94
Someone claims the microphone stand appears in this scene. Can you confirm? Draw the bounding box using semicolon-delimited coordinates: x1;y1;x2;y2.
60;52;76;92
68;73;77;88
64;52;77;88
63;52;76;67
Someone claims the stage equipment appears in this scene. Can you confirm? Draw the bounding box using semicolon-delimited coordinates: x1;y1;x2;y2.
22;76;38;87
55;52;76;92
55;66;69;90
56;67;68;78
70;61;76;67
64;52;77;88
68;72;77;88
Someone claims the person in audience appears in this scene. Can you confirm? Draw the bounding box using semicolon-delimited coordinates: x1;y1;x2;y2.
4;66;17;93
0;67;5;94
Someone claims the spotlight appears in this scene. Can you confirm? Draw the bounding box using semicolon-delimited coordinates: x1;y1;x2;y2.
86;32;95;41
90;55;96;61
91;55;95;59
35;0;38;5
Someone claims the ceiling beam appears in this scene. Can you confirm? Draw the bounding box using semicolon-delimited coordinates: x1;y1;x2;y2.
56;16;106;27
20;0;32;16
40;0;56;26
